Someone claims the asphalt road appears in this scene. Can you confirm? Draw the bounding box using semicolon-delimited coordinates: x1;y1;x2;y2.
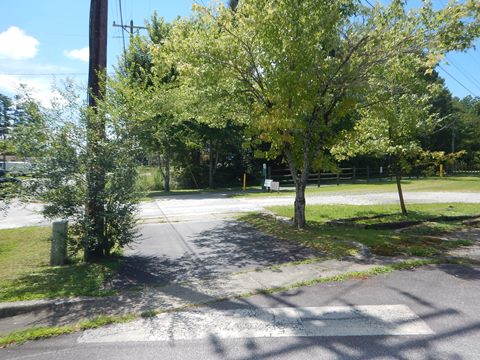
2;191;480;229
3;264;480;359
115;220;321;287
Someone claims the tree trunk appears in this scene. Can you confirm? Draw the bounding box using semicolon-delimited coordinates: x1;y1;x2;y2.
285;145;309;229
395;171;407;216
157;151;165;190
190;170;199;189
2;139;6;171
164;150;170;192
451;123;455;153
208;140;214;188
294;182;307;228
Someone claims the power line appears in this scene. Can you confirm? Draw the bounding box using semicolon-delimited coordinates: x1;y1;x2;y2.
361;0;476;98
438;64;479;97
364;0;374;8
468;51;480;70
445;55;480;93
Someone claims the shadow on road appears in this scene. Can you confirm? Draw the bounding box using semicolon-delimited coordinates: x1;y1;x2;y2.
115;220;322;287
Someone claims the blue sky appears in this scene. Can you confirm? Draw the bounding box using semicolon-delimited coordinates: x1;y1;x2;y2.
0;0;479;106
0;0;193;105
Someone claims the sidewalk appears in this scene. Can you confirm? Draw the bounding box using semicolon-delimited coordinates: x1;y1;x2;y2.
0;256;400;337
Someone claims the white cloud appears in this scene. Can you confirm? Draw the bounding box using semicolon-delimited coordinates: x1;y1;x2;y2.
0;61;86;108
64;47;89;62
0;74;65;108
0;26;39;60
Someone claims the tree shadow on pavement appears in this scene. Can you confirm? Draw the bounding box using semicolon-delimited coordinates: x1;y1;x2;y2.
199;264;480;360
114;220;322;288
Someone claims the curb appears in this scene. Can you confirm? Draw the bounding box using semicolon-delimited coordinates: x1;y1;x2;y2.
0;297;115;319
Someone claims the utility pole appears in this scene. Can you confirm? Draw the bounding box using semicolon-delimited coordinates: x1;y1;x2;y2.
113;20;147;37
88;0;108;108
85;0;108;261
113;18;147;70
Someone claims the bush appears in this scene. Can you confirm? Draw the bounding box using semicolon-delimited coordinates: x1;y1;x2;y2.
13;83;140;260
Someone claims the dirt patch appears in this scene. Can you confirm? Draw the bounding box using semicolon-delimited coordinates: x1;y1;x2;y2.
328;214;480;230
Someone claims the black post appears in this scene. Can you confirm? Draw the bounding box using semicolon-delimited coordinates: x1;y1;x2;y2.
367;166;370;183
352;166;356;184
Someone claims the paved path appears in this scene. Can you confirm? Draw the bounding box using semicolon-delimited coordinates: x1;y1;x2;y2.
141;191;480;223
3;191;480;228
117;220;320;287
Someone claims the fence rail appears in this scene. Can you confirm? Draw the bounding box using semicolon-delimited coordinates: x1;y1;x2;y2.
270;166;420;186
453;167;480;174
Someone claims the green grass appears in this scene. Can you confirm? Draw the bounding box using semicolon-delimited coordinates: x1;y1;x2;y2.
0;226;120;302
138;187;256;201
136;166;249;200
240;203;480;257
232;175;480;198
0;227;51;283
0;314;136;347
252;259;438;296
138;175;480;201
268;203;480;223
138;188;233;201
137;166;163;192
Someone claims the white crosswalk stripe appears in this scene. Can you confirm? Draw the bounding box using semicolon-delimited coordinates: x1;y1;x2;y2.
77;305;434;343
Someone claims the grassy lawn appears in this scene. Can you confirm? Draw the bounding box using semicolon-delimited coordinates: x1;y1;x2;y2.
240;203;480;258
0;226;120;302
137;175;480;201
137;166;163;192
232;175;480;198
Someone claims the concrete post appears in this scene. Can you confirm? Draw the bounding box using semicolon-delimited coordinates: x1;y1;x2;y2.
51;221;68;266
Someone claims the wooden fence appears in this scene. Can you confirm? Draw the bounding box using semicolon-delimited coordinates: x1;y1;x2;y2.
452;165;480;174
270;166;405;186
270;164;479;186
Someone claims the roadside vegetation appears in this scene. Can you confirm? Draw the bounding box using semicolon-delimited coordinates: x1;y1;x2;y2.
241;203;479;258
0;227;119;302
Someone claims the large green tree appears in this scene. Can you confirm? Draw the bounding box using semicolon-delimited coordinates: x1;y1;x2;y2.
115;12;251;190
113;14;185;192
332;63;443;215
170;0;479;228
451;96;480;165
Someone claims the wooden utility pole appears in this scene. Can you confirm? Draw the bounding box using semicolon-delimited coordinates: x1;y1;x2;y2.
113;20;147;37
85;0;108;260
88;0;108;108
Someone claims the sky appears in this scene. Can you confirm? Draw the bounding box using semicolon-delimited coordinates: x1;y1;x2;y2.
0;0;479;106
0;0;193;105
